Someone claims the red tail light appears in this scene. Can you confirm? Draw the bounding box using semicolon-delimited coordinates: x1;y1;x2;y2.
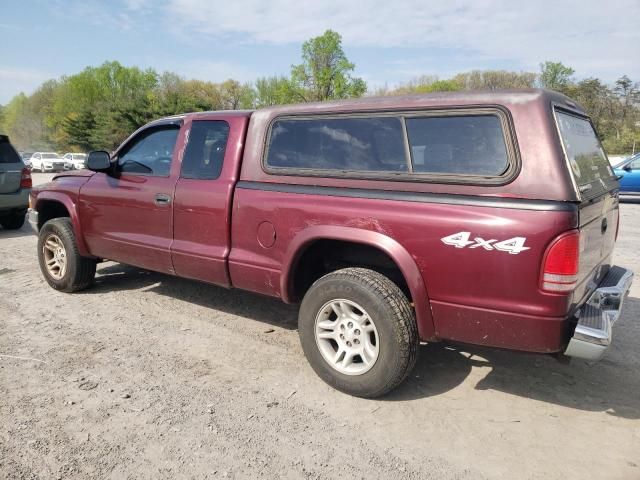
541;230;580;292
20;167;32;189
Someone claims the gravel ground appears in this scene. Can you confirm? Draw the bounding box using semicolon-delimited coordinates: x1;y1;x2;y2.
1;173;639;479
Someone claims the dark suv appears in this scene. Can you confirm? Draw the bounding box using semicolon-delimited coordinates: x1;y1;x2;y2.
0;135;32;230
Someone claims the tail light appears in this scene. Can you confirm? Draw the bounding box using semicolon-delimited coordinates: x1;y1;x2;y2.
20;167;32;189
541;230;580;292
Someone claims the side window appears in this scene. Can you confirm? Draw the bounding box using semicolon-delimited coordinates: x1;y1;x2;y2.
406;115;509;176
266;117;408;173
181;121;230;180
631;158;640;170
117;126;179;176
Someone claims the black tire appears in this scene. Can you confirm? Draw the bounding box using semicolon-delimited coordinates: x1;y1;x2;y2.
0;211;26;230
37;218;96;292
298;267;418;398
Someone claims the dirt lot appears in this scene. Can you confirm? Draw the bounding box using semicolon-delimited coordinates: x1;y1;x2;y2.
1;173;639;479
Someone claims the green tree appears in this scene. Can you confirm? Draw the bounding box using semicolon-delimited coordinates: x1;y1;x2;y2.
454;70;537;90
539;61;575;92
290;29;367;102
253;76;298;107
219;79;254;110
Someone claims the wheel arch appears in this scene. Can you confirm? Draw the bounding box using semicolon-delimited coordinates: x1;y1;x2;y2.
35;193;91;257
281;225;435;341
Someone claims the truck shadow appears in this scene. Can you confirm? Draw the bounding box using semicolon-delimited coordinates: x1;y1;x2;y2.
387;299;640;419
89;263;639;419
88;262;298;330
0;223;32;239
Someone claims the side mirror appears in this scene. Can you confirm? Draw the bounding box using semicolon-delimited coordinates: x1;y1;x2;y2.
623;164;632;172
87;151;111;172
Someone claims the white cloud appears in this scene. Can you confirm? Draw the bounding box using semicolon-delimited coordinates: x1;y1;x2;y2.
165;0;640;80
0;68;54;104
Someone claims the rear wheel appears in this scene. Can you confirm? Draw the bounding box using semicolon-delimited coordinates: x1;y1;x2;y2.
298;267;418;398
0;211;26;230
38;218;96;292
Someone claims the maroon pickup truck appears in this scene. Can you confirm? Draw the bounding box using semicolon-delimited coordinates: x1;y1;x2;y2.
29;90;633;397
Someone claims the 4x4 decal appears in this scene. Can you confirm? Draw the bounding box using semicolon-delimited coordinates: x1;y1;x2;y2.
441;231;530;255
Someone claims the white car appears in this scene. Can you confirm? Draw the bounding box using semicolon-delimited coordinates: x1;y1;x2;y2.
63;153;87;170
30;152;66;172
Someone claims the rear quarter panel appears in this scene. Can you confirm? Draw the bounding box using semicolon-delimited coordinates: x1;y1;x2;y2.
229;187;578;350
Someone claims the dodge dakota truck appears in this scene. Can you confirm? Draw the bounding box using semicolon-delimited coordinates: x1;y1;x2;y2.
29;90;633;397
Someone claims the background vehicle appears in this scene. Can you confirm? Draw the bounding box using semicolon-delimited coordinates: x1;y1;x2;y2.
0;135;32;230
63;153;87;170
20;152;34;169
613;153;640;194
30;152;66;172
28;90;632;397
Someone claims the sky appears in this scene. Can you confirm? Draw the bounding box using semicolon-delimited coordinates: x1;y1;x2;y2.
1;0;639;104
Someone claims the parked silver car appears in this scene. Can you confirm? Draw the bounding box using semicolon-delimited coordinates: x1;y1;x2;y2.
63;152;87;170
30;152;66;172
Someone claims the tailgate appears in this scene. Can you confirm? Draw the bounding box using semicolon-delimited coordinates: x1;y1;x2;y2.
555;109;620;303
574;192;618;301
0;141;23;193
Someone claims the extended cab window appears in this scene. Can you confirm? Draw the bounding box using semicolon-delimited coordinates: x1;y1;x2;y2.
181;121;230;180
406;115;509;176
266;117;408;173
555;110;614;189
117;126;179;176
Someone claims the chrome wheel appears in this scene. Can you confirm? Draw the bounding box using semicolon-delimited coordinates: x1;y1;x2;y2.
42;234;67;280
314;299;379;375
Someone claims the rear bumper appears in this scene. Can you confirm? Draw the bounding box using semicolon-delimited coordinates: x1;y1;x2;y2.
0;188;29;213
564;266;634;361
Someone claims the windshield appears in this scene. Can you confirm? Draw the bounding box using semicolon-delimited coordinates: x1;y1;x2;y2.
73;154;87;159
614;153;640;168
42;153;61;159
555;110;614;187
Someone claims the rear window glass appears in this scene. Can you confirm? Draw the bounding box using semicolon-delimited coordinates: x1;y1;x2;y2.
555;111;613;186
266;117;408;173
406;115;509;176
0;141;22;164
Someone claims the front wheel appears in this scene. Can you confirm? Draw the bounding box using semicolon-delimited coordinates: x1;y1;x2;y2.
37;218;96;292
298;267;418;398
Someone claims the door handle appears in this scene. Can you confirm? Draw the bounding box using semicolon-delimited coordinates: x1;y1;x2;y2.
154;193;172;206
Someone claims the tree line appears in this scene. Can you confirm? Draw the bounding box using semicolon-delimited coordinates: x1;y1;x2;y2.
1;30;638;155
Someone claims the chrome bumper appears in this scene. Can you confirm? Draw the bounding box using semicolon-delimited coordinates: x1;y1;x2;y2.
565;266;634;361
27;208;38;233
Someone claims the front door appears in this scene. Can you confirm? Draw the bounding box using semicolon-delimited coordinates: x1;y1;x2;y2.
79;124;181;274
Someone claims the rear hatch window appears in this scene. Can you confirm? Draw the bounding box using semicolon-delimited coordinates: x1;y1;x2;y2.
555;110;617;199
0;139;22;164
0;138;24;193
555;110;618;302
